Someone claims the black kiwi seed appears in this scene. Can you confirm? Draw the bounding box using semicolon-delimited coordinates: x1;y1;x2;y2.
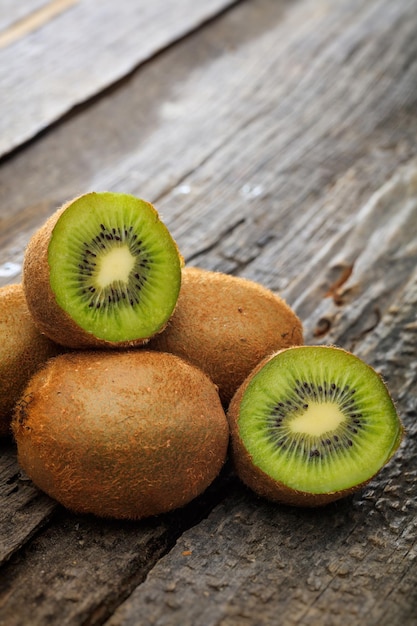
78;226;153;311
265;376;367;461
22;192;183;348
228;346;404;507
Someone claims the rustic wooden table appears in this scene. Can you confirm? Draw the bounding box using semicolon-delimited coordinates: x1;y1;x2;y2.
1;0;416;624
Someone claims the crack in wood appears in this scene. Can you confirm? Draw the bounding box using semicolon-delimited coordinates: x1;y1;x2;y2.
1;0;417;622
185;218;246;265
313;316;333;338
348;306;382;352
325;263;354;305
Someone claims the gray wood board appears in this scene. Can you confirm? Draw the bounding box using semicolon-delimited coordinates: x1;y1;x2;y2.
0;0;238;158
106;179;417;625
0;444;57;566
0;0;50;32
0;0;416;623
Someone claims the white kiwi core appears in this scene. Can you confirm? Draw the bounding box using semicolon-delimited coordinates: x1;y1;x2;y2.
96;246;135;288
47;192;183;342
289;402;345;436
237;346;403;494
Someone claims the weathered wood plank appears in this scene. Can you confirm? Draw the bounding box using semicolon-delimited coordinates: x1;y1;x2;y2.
0;0;239;158
0;442;56;566
287;158;417;347
0;0;416;623
104;171;417;626
0;0;50;32
106;462;417;626
2;0;417;284
0;467;232;626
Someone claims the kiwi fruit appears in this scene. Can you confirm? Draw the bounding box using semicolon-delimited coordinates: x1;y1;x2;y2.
148;267;303;405
12;350;229;519
227;345;404;506
23;192;183;349
0;284;61;437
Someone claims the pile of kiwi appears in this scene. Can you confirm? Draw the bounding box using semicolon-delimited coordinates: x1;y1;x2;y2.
0;284;61;437
0;191;404;519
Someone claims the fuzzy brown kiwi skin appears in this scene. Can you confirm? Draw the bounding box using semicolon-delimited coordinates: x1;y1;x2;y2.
12;350;229;520
148;267;304;406
0;284;61;437
227;346;404;507
22;196;182;350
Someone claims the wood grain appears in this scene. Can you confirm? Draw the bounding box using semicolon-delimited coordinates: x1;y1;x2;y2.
105;167;417;626
0;445;57;566
0;0;50;32
0;0;416;623
0;0;239;158
0;461;232;625
0;0;79;49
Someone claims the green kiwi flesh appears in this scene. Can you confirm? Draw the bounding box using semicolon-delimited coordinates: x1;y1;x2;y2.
228;346;404;506
149;267;303;405
23;192;182;348
0;284;61;437
12;350;229;519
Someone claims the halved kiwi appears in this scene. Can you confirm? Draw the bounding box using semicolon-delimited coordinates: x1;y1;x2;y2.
12;350;229;519
228;345;404;506
23;192;183;348
0;284;61;437
149;267;303;405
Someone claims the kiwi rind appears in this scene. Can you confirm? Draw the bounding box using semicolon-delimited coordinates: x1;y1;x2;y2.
23;192;183;349
149;267;303;405
227;345;404;507
0;284;61;437
12;350;229;519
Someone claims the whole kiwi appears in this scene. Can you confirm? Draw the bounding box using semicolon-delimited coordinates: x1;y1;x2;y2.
227;346;404;507
0;284;60;437
149;266;303;405
23;192;183;349
12;350;229;519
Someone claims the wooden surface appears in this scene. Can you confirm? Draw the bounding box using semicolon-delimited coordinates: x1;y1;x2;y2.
0;0;237;157
1;0;417;624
